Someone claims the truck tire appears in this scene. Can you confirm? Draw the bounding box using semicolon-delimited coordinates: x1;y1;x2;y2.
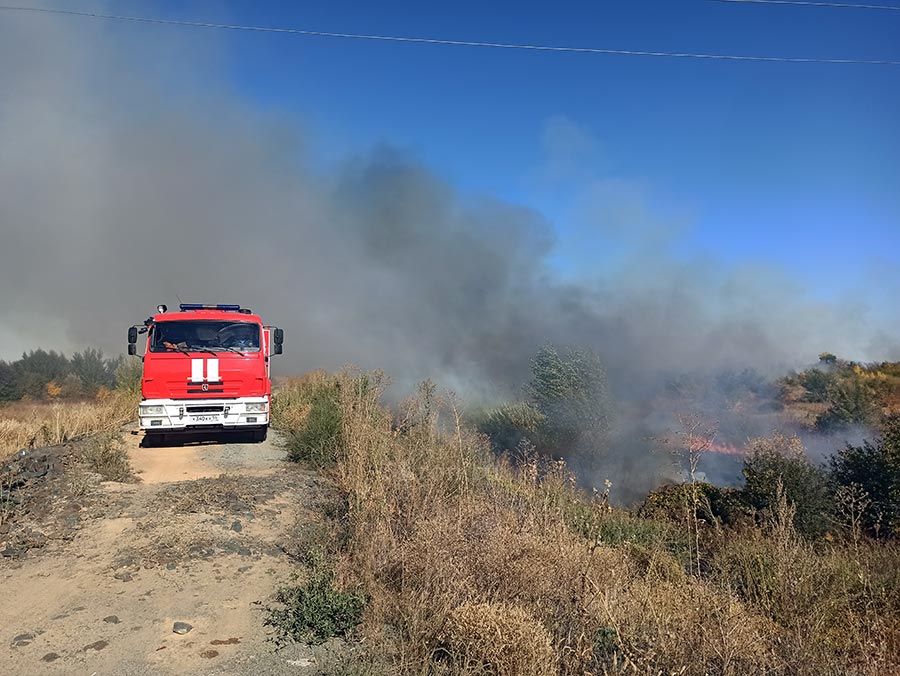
252;428;267;443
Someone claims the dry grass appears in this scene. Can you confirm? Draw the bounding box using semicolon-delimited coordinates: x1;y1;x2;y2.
271;371;333;433
275;372;900;676
438;602;557;676
0;392;138;462
83;432;134;482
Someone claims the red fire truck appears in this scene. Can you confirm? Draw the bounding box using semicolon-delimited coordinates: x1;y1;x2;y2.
127;304;283;445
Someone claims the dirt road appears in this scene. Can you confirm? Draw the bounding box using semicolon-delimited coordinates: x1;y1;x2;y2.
0;428;343;675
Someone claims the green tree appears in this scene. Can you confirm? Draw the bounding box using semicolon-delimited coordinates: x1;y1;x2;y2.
58;373;84;399
0;360;19;401
815;375;877;431
526;344;612;469
114;358;143;395
14;349;71;399
818;352;838;366
798;368;836;403
70;348;116;397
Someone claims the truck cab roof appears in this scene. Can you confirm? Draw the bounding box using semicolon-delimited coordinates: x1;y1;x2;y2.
152;308;263;324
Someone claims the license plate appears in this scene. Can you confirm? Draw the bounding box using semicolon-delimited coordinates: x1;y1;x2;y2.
191;415;219;423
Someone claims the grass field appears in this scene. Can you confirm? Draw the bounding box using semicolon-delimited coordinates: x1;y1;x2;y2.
272;372;900;676
0;394;138;462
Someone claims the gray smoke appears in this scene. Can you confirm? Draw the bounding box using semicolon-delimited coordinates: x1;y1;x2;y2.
1;4;897;429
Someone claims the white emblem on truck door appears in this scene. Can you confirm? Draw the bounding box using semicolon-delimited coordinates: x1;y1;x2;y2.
189;358;220;383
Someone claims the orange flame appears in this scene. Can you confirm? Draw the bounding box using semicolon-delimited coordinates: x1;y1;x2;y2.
708;441;742;456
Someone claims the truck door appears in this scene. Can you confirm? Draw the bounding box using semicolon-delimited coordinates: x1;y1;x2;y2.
263;327;271;378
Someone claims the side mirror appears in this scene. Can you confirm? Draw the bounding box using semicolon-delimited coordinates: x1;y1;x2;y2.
128;344;137;356
273;328;284;346
273;343;283;355
128;327;138;344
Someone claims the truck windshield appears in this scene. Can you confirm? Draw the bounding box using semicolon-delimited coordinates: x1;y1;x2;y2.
150;321;261;353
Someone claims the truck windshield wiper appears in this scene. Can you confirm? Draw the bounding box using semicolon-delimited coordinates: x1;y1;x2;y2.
216;346;249;354
188;345;218;355
163;342;191;356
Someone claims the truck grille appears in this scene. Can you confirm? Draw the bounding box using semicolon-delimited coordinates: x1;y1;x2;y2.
186;405;225;414
163;379;248;399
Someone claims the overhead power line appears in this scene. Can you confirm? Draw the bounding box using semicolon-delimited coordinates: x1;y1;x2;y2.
712;0;900;10
0;4;898;66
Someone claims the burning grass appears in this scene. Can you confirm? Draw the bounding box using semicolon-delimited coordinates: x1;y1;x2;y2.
273;373;900;675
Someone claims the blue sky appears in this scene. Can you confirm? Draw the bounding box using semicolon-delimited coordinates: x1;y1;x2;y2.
45;1;900;295
189;0;899;293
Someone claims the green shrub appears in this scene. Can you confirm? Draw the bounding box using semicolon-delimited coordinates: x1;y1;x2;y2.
741;442;834;539
592;510;687;553
815;375;878;432
830;420;900;537
641;482;746;527
477;401;544;454
287;384;343;466
798;368;836;403
265;551;364;645
559;499;690;568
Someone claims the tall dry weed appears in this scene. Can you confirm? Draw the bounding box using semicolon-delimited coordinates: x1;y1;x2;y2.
0;392;138;462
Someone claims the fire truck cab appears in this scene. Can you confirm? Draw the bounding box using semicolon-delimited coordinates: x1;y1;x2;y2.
127;304;283;445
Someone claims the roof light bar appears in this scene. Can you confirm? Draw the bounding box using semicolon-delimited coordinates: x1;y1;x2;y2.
179;303;243;312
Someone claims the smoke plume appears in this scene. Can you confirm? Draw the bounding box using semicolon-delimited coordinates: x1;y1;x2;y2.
1;4;896;494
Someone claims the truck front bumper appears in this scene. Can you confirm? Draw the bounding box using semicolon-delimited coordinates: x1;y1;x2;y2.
138;396;269;432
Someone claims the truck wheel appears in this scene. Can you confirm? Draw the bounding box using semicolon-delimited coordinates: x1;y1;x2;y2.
252;428;267;443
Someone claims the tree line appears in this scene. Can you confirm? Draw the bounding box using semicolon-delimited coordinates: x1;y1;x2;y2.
0;348;129;401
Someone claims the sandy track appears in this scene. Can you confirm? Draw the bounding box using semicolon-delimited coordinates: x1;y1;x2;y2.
0;428;339;675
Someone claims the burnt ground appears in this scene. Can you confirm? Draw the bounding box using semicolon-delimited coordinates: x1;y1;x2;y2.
0;427;355;675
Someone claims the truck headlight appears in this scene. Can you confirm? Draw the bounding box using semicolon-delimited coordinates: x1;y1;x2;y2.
140;404;165;415
245;403;267;413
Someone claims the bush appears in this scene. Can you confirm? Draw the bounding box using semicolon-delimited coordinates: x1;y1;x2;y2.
289;386;343;466
706;506;900;671
830;421;900;537
83;432;133;482
437;602;557;676
273;375;344;466
476;401;544;454
798;368;836;403
265;551;364;645
740;435;834;539
815;374;878;432
641;481;746;527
